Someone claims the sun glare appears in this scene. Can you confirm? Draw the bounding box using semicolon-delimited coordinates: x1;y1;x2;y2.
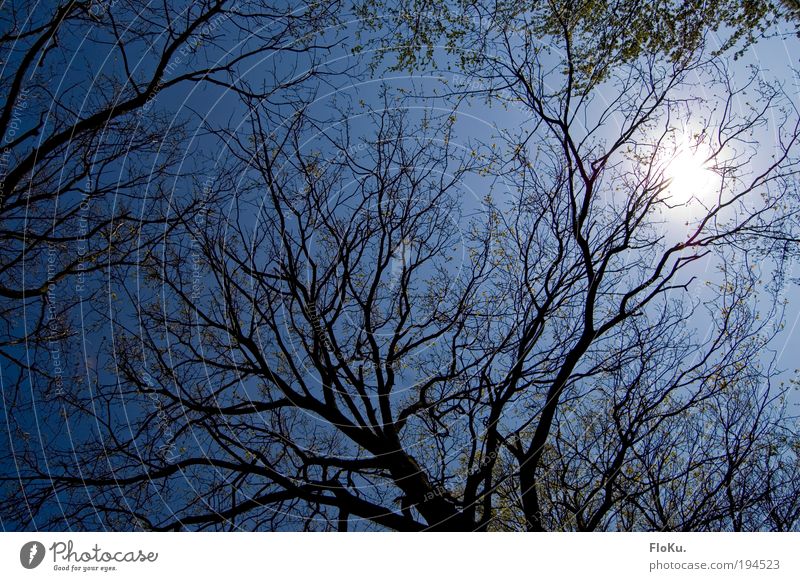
664;133;717;207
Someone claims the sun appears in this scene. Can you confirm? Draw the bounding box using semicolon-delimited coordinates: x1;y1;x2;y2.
664;132;718;207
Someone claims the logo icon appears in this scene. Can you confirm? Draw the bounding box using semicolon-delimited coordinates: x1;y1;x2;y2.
20;541;46;569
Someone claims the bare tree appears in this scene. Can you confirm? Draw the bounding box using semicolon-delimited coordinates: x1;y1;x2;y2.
3;0;800;532
0;0;343;528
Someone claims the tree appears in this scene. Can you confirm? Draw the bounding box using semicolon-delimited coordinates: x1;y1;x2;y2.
0;0;343;528
3;0;800;531
0;0;342;383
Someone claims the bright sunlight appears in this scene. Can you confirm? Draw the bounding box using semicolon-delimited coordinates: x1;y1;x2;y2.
664;131;719;207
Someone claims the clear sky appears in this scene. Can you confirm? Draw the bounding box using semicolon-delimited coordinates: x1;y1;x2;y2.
2;3;800;531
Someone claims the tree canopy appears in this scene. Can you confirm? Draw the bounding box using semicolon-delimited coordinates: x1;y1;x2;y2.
2;0;800;531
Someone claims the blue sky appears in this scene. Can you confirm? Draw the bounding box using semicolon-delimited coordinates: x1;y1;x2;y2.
2;3;800;531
